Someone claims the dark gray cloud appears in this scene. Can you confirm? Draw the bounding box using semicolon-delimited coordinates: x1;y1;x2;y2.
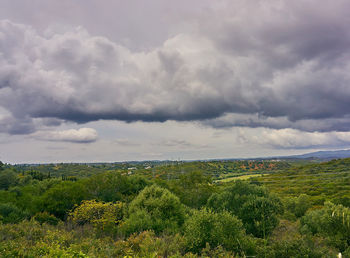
0;0;211;50
1;0;350;135
202;114;350;133
0;116;35;135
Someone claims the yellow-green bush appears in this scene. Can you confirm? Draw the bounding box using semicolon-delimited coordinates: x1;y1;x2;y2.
69;200;124;236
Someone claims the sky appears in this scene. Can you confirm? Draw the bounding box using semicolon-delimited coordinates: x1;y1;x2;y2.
1;0;350;163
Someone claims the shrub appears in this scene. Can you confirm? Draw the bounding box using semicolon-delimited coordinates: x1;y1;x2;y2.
0;203;29;224
123;231;186;257
184;208;248;255
207;181;283;238
121;185;186;235
284;194;312;218
301;202;350;252
33;212;59;225
69;200;124;236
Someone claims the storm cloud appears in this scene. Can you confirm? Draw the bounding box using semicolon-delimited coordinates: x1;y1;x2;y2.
1;0;350;135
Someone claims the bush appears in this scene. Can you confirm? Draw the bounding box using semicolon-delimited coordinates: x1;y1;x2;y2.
262;239;335;258
0;203;29;224
207;181;283;238
69;200;124;236
184;208;249;255
33;212;59;225
284;194;312;218
121;185;186;235
301;202;350;252
123;231;186;257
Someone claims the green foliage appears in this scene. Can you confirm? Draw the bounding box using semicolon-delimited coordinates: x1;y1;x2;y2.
263;239;335;258
14;163;114;178
284;194;312;218
86;172;149;202
121;231;187;257
0;221;193;257
28;170;51;181
0;203;29;224
258;158;350;204
0;220;108;257
301;202;350;251
207;180;283;238
333;196;350;208
165;171;216;208
69;200;124;236
241;196;283;238
2;158;350;256
12;178;61;215
184;208;249;255
33;212;59;225
122;185;186;235
40;180;89;219
0;168;18;190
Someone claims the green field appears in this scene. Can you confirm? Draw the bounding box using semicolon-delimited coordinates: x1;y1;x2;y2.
216;173;267;182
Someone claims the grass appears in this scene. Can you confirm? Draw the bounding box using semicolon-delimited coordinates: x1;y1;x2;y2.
216;173;267;183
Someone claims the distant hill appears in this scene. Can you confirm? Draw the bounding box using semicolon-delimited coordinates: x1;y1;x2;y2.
284;149;350;160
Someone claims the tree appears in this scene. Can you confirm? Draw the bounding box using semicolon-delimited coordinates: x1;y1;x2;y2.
207;180;283;238
240;195;282;239
0;168;18;190
39;180;89;219
86;172;149;202
167;171;215;209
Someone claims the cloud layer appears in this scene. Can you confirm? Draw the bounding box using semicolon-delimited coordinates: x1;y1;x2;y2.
1;0;350;136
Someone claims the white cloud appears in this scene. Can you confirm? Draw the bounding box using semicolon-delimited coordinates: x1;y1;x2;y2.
239;128;350;149
33;128;98;143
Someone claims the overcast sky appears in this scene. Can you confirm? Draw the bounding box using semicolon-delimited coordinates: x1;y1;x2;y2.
1;0;350;163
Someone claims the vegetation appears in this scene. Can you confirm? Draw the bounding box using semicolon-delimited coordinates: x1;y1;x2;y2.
0;158;348;256
257;158;350;206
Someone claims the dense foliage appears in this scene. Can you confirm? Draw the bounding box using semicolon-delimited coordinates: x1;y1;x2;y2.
0;158;348;256
207;181;283;237
121;185;186;235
